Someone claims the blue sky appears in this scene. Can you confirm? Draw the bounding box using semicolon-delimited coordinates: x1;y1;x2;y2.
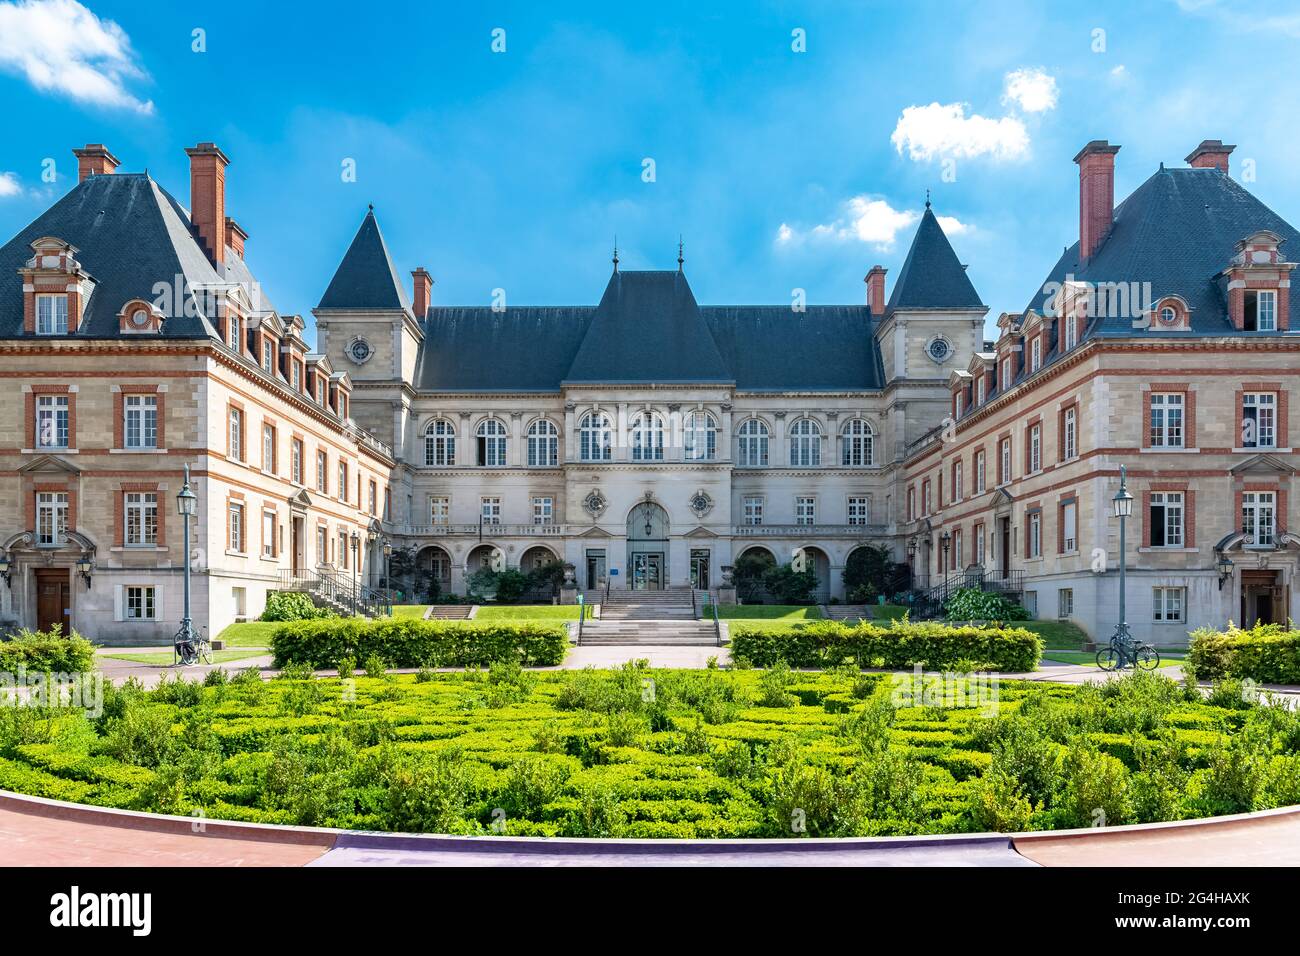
1;0;1298;337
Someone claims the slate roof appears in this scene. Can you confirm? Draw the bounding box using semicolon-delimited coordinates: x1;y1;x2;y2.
0;173;235;338
886;206;985;315
416;307;595;392
1023;166;1300;336
703;306;884;391
317;209;410;311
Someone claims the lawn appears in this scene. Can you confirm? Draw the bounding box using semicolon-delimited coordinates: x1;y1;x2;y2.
103;648;268;666
474;605;584;621
1041;649;1183;669
2;665;1291;838
871;604;910;621
391;605;431;620
214;621;280;648
705;605;824;620
1022;620;1090;650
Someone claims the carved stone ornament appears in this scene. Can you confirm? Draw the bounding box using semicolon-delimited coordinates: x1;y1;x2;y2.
688;489;713;518
583;490;608;518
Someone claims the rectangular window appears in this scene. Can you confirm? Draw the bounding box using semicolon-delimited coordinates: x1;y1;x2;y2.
906;487;916;521
953;528;963;569
481;497;501;525
1065;314;1078;351
315;526;327;566
1030;337;1042;372
125;586;156;620
532;496;554;525
291;439;303;484
922;480;932;516
795;496;816;526
847;496;870;525
228;315;242;352
1242;393;1276;449
1149;492;1184;548
229;408;243;461
1063;406;1077;460
124;492;158;546
36;492;68;546
1243;492;1276;546
1000;438;1011;484
123;394;158;449
35;294;69;334
953;460;964;500
1028;512;1042;558
743;496;763;526
262;510;276;558
262;424;276;472
368;480;377;515
316;450;328;493
975;525;986;565
262;338;274;372
1000;357;1011;389
338;462;348;501
1153;587;1185;623
1149;393;1184;448
338;530;348;569
976;376;986;405
430;496;450;525
228;502;244;552
291;363;300;391
1029;424;1042;473
1061;500;1077;553
1058;588;1074;619
974;450;986;494
1244;290;1277;331
35;395;69;448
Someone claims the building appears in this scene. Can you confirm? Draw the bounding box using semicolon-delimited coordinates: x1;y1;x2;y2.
902;141;1299;642
0;136;1294;644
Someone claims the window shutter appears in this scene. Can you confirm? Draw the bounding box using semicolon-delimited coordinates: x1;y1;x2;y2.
113;585;124;622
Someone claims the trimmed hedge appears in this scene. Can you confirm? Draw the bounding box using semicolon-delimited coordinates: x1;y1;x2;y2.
729;619;1042;672
270;617;568;668
1186;621;1300;684
0;627;96;673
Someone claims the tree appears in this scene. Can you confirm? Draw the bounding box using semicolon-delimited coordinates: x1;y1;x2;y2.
733;551;776;603
844;545;912;601
763;562;818;605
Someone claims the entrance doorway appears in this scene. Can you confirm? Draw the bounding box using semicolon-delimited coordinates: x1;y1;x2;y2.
36;568;71;634
631;552;664;590
585;549;607;590
291;516;304;574
998;516;1011;578
690;549;710;590
1241;569;1281;626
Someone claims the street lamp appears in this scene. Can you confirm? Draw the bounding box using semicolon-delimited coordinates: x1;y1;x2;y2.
382;540;392;591
1110;465;1135;663
0;552;10;588
75;554;94;590
940;531;952;588
1216;552;1234;591
175;464;198;659
349;529;360;612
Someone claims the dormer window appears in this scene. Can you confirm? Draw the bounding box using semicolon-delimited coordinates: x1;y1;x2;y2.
261;338;274;372
36;295;68;335
228;314;243;352
1064;314;1079;350
1030;337;1042;372
1245;290;1277;331
1159;306;1176;325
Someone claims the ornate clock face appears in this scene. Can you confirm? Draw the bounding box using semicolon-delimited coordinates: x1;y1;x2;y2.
347;338;372;364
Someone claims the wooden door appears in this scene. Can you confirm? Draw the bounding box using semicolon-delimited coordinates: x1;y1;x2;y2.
35;569;71;634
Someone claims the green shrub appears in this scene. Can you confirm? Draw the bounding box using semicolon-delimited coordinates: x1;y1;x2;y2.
269;617;568;668
0;625;95;673
1186;621;1300;684
261;591;333;622
942;588;1030;622
730;618;1041;672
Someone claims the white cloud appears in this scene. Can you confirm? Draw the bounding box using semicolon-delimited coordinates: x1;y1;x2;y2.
0;0;153;113
1002;67;1058;113
775;197;971;251
0;172;19;197
890;102;1029;162
1175;0;1300;37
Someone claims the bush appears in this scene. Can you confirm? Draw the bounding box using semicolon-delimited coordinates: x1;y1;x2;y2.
730;619;1042;672
942;588;1030;622
269;617;568;668
0;625;95;673
1186;621;1300;684
763;563;818;605
261;591;333;622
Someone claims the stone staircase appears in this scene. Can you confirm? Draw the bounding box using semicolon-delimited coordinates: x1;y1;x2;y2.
599;587;697;620
426;605;474;620
823;604;871;622
575;587;720;645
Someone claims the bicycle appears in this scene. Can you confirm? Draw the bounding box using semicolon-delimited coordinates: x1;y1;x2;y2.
1096;634;1160;671
174;625;212;666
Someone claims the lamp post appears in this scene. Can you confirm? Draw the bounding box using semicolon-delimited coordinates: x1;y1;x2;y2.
0;552;10;588
1216;552;1234;591
349;529;360;613
383;540;392;591
175;464;198;660
1110;465;1135;664
940;531;952;589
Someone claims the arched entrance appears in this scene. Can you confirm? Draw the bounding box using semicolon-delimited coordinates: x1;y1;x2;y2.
734;546;776;603
416;545;452;600
626;499;669;590
795;546;832;604
520;545;559;573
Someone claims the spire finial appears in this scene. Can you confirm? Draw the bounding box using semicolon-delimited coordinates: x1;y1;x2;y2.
368;202;374;212
612;235;619;272
677;234;684;271
925;189;931;210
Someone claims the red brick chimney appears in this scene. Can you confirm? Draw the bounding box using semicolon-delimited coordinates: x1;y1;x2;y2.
185;142;230;266
865;265;887;315
1074;140;1121;264
225;218;248;258
72;144;119;182
1185;139;1234;174
412;268;433;317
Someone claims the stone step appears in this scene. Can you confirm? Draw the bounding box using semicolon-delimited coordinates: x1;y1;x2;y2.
427;605;474;620
577;620;719;646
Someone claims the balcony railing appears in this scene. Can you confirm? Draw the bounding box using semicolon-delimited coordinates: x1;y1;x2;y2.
732;523;888;537
398;523;568;537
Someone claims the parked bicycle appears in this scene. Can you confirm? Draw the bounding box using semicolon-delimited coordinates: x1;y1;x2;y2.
1096;631;1160;671
174;625;211;666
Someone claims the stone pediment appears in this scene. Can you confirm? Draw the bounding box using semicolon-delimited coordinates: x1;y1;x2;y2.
1229;454;1295;477
288;488;313;509
685;525;719;538
576;525;612;538
18;455;80;476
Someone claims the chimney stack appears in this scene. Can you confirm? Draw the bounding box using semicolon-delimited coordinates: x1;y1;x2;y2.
1074;140;1121;264
1185;139;1235;175
412;268;433;318
185;142;231;265
72;144;119;182
865;265;887;315
225;218;248;258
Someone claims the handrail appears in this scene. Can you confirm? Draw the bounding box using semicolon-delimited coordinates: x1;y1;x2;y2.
576;595;584;646
279;568;392;619
712;600;722;646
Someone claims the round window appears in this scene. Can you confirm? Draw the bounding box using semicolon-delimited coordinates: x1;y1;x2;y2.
130;308;149;327
348;338;372;364
927;338;951;363
1159;306;1177;325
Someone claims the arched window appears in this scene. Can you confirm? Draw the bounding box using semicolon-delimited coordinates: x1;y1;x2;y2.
788;418;821;467
476;418;508;467
683;411;717;461
527;419;559;467
579;412;612;462
736;419;769;467
424;419;456;466
630;411;665;461
840;418;874;467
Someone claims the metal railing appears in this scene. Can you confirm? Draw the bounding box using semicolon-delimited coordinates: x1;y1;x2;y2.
732;523;888;537
908;568;1026;620
279;568;392;618
711;600;722;646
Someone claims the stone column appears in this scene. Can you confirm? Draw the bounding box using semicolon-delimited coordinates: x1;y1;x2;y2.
616;403;629;462
564;402;576;462
459;412;472;467
774;411;788;466
720;402;733;462
510;412;523;468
